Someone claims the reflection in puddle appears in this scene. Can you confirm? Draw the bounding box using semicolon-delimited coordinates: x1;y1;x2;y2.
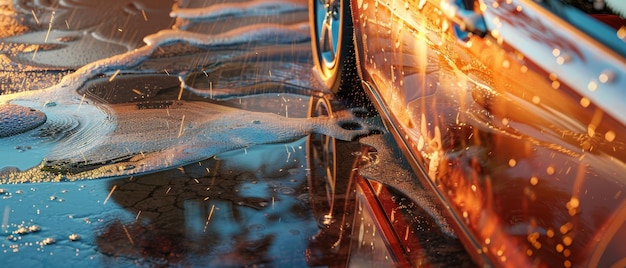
305;131;471;267
95;137;318;266
0;137;321;266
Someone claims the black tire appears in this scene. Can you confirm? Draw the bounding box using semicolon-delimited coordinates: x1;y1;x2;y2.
309;0;360;96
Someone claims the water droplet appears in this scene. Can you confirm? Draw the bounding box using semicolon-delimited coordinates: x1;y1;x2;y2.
502;60;510;69
520;65;528;73
563;249;571;257
554;255;567;267
580;97;591;108
546;166;555;175
548;73;558;81
556;54;570;64
508;159;516;167
587;80;598;92
560;222;573;234
501;118;509;126
605;130;616;142
598;70;615;83
562;236;573;246
555;243;565;253
530;176;538;186
531;96;540;104
568;197;580;209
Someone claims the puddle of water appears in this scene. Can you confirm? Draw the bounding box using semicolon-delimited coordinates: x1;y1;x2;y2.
0;137;316;266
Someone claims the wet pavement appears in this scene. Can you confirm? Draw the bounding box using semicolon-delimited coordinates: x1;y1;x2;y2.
0;0;471;266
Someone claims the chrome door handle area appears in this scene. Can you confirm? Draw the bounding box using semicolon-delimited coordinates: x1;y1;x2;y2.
440;0;487;38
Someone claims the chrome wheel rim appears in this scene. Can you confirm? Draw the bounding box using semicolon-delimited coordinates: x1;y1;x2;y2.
314;0;341;69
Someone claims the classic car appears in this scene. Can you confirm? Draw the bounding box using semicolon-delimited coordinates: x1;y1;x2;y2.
309;0;626;266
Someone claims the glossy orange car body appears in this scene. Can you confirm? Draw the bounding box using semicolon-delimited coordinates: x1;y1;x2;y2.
312;0;626;266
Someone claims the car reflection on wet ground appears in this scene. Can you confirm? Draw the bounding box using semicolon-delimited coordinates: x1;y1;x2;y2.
0;0;471;266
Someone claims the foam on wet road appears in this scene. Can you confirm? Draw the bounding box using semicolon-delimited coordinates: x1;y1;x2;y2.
0;103;46;137
0;0;371;183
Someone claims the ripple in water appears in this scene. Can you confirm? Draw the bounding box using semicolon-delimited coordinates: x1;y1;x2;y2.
277;186;296;195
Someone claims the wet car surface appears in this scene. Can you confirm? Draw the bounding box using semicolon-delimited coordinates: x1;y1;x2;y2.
310;0;626;266
0;0;472;267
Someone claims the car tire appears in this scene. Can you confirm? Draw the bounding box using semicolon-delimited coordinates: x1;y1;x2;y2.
309;0;360;96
